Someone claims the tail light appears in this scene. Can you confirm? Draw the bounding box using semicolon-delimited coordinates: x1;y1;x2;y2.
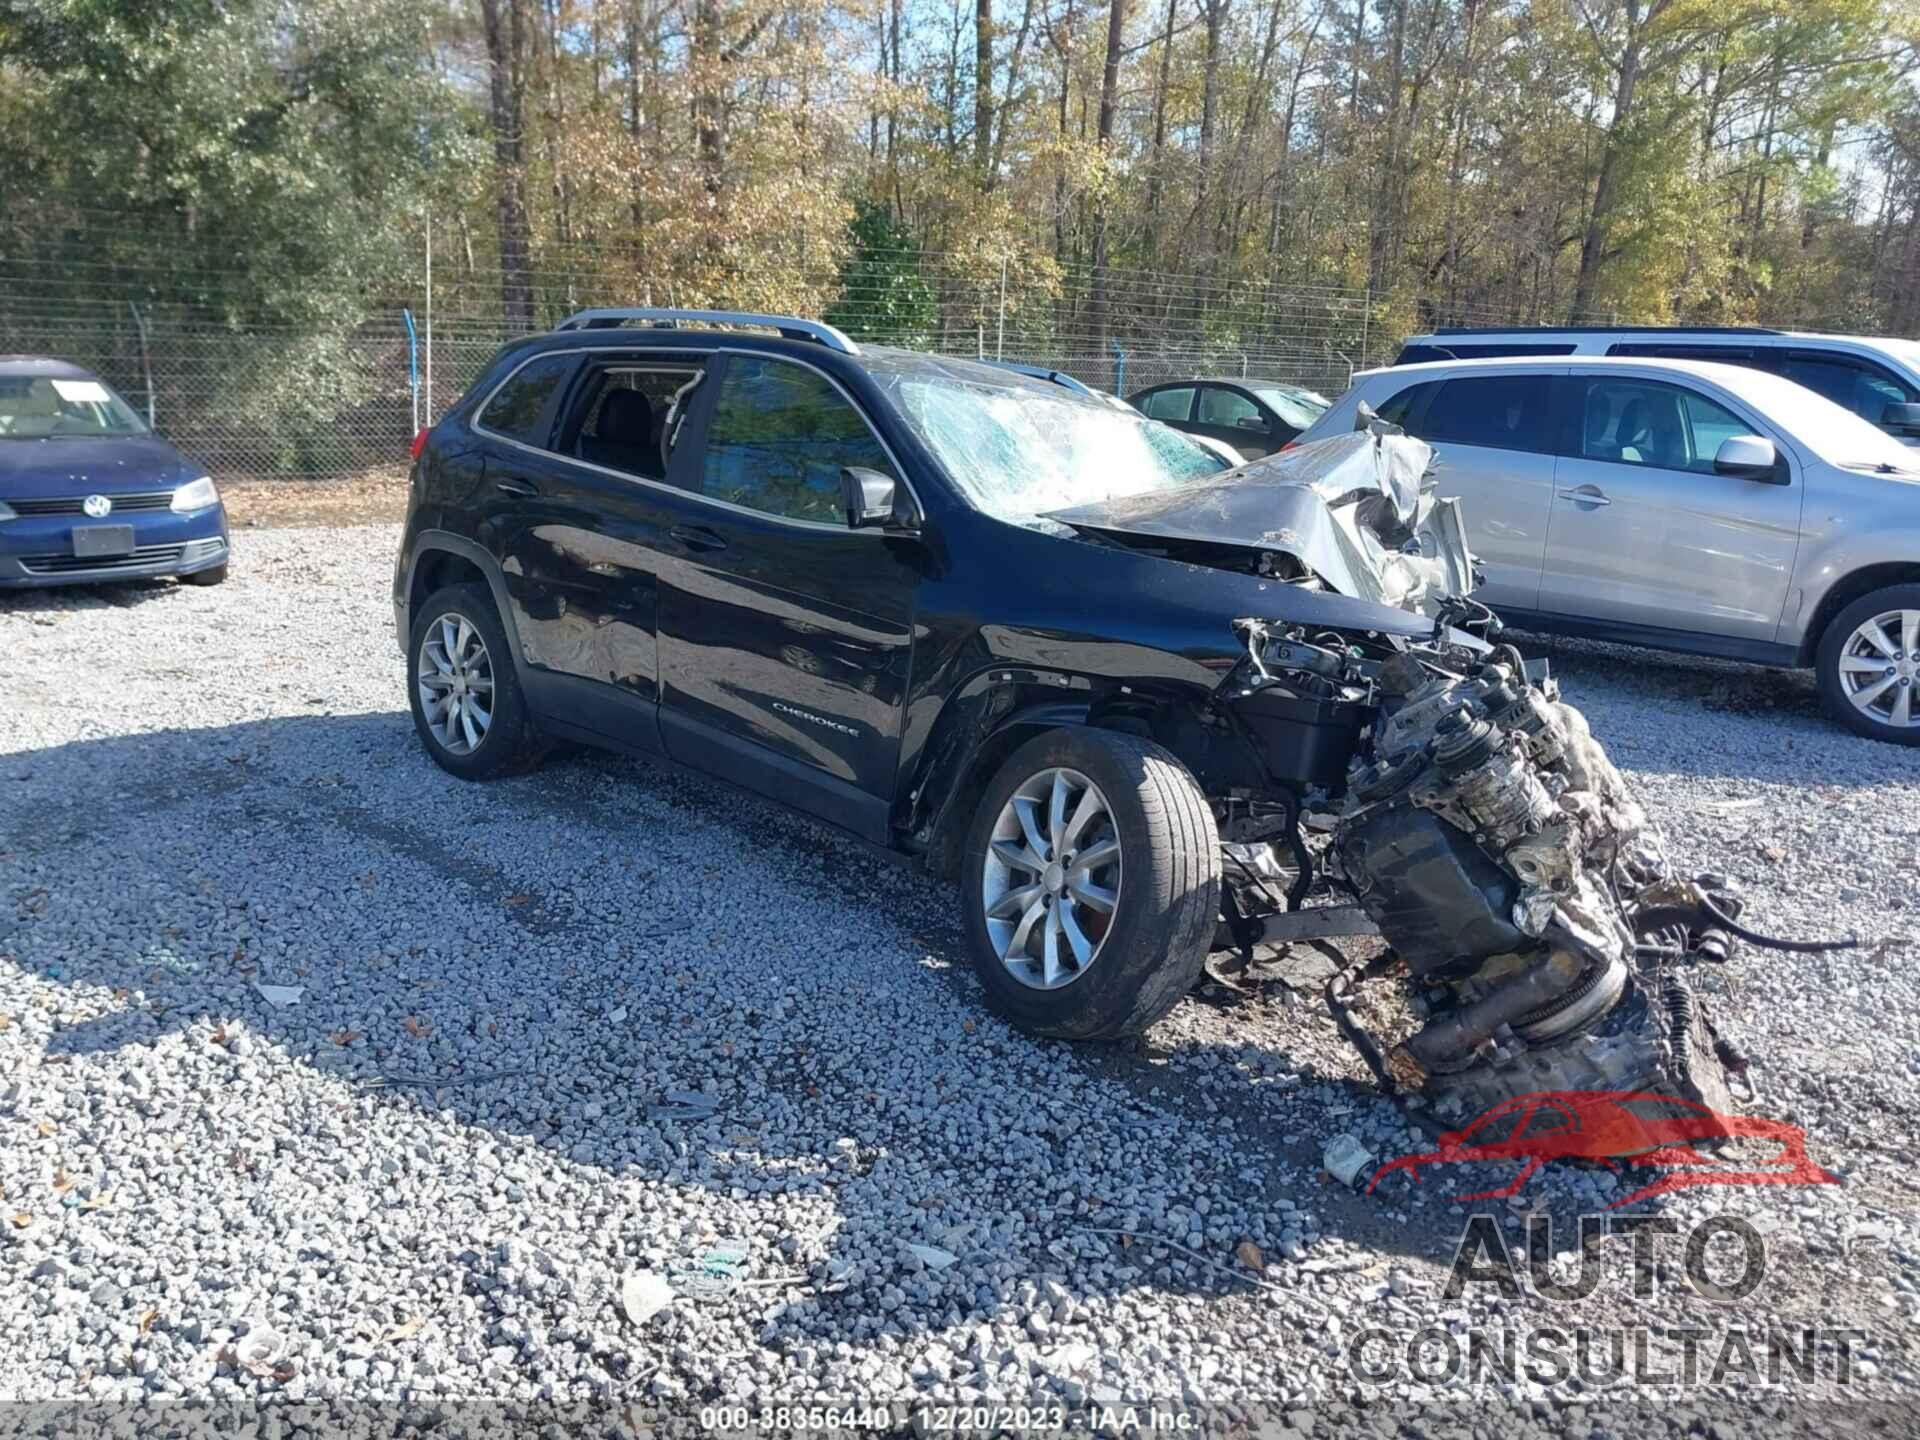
409;426;430;461
1279;439;1298;453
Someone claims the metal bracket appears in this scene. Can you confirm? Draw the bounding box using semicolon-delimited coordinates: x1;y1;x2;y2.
1255;905;1382;944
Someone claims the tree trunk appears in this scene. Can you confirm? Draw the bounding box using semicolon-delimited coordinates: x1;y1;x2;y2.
1089;0;1129;366
1221;0;1286;253
1439;0;1481;307
1368;0;1406;291
1195;0;1229;231
1572;0;1646;317
975;0;994;181
692;0;727;207
1350;0;1366;129
1750;49;1783;255
1052;0;1075;267
1145;0;1176;232
989;0;1038;182
480;0;534;332
543;0;574;267
889;0;905;213
625;0;643;235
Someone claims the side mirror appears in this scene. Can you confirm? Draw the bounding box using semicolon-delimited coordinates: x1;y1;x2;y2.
1235;415;1267;432
841;466;913;530
1713;435;1780;481
1882;401;1920;435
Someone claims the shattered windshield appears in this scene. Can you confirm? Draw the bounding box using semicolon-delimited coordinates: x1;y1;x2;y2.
892;375;1223;522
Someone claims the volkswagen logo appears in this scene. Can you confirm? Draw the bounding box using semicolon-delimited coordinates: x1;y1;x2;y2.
82;494;112;518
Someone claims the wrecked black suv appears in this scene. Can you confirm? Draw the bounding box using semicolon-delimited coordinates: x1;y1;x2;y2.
397;308;1767;1131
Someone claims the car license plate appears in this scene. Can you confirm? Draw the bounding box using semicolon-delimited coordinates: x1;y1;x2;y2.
72;524;135;558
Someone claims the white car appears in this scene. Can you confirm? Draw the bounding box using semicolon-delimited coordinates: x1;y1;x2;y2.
1394;326;1920;444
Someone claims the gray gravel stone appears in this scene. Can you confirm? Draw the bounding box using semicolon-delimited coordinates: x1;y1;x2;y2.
0;527;1914;1422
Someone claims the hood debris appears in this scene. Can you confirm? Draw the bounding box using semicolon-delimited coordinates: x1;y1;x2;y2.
1046;425;1476;617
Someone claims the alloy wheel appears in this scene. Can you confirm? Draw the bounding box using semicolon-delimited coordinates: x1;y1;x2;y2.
417;612;496;755
980;767;1122;990
1837;608;1920;730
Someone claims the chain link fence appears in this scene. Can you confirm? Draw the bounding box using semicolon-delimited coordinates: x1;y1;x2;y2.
0;324;1370;479
0;261;1693;478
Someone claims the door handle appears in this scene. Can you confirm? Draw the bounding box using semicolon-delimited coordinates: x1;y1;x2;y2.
495;478;538;497
670;524;728;553
1556;484;1611;508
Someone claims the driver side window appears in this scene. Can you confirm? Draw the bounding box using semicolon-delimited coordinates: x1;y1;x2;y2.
1198;387;1264;430
700;355;896;524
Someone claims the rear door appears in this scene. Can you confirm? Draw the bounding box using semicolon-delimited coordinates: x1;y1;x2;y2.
1391;370;1562;611
653;350;925;843
1538;372;1802;642
1133;385;1197;425
473;346;708;748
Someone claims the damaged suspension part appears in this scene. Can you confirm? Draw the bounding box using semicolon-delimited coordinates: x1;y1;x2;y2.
1316;645;1839;1133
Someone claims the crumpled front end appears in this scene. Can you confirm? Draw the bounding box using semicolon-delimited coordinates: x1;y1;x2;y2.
1045;418;1818;1138
1321;645;1745;1129
1047;427;1476;617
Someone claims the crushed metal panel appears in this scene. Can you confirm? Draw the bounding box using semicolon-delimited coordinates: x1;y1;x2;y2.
1045;428;1476;617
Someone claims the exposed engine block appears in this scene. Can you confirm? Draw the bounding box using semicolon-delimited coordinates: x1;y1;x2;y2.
1327;652;1738;1127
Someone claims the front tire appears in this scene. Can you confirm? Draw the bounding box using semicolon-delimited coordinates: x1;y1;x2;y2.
960;727;1221;1040
407;583;546;778
180;563;228;587
1815;585;1920;745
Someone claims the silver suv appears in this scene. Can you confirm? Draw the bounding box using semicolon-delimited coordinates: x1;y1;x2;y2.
1294;356;1920;743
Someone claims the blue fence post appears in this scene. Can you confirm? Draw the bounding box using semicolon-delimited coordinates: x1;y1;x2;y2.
1110;342;1126;397
402;308;420;435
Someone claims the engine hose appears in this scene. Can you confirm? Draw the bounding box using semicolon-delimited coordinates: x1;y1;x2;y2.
1405;948;1587;1071
1324;971;1401;1098
1633;899;1861;955
1700;894;1862;955
1509;955;1623;1035
1285;823;1314;911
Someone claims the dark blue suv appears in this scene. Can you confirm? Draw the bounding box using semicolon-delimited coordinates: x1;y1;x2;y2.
393;306;1501;1042
393;307;1759;1137
0;357;229;590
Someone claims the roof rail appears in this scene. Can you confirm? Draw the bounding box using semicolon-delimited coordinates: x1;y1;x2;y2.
1430;324;1784;337
986;360;1097;397
553;307;861;355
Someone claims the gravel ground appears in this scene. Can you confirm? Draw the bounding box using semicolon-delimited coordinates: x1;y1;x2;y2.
1;525;1917;1436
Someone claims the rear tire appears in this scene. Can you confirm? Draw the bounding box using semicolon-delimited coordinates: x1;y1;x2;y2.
180;563;228;587
960;727;1220;1040
408;583;547;779
1815;584;1920;745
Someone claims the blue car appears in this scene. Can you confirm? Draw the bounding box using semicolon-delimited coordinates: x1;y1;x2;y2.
0;356;229;589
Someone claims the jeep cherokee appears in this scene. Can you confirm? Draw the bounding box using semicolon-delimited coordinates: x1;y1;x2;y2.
395;308;1764;1131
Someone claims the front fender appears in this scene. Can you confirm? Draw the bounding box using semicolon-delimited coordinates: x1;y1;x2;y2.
898;667;1098;870
1782;527;1920;658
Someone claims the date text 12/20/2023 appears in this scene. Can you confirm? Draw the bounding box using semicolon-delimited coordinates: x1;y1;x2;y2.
697;1403;1205;1433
